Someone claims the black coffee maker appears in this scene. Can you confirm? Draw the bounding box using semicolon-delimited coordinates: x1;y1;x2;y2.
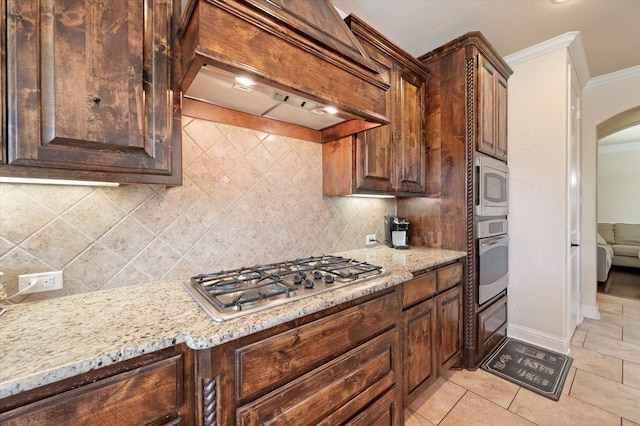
385;216;409;249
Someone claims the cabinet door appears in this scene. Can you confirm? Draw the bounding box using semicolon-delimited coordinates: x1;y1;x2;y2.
395;66;426;194
4;0;181;184
477;55;497;157
402;298;436;404
436;285;463;374
354;42;394;192
495;73;508;160
477;54;508;161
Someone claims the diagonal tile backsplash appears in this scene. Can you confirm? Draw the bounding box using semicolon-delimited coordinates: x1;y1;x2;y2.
0;116;395;302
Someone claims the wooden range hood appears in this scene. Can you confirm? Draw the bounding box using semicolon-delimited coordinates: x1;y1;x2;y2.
177;0;390;143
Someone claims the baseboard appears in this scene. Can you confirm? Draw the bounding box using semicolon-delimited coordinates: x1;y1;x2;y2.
581;303;600;320
507;324;570;354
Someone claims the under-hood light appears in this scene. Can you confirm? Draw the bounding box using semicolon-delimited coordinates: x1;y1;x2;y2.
232;76;256;93
232;83;254;93
324;106;338;115
0;177;120;187
234;76;256;87
345;194;395;199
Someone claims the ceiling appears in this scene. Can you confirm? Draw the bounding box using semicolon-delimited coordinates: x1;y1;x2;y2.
599;125;640;147
332;0;640;78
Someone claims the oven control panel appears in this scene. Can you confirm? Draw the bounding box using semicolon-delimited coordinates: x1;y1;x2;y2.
477;218;508;239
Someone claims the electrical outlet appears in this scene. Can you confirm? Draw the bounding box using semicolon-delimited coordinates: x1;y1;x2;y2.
365;234;377;245
18;271;63;294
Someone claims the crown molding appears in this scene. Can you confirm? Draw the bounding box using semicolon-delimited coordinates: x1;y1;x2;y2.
584;65;640;90
504;31;591;87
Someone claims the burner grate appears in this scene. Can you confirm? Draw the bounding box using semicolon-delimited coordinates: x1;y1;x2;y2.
185;255;388;320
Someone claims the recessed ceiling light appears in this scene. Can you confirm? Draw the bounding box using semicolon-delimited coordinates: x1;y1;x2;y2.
553;0;570;3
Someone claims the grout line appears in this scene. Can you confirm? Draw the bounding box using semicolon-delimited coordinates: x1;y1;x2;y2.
437;389;468;425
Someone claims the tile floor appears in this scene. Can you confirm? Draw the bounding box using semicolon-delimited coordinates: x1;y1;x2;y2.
405;292;640;425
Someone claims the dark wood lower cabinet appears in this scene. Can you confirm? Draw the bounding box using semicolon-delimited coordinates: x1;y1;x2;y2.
1;274;466;424
462;293;508;369
402;298;437;400
436;285;464;374
0;345;195;426
198;289;403;425
401;261;463;407
237;330;398;425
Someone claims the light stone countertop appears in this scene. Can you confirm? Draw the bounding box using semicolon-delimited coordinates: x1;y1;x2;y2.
0;246;465;399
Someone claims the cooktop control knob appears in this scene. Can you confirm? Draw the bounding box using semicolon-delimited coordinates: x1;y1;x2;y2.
304;279;314;289
313;271;322;280
325;275;335;284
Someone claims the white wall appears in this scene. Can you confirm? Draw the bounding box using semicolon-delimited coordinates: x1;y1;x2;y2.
597;147;640;223
507;47;571;351
581;66;640;311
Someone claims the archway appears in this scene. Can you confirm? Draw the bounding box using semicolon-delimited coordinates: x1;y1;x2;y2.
580;69;640;319
595;106;640;298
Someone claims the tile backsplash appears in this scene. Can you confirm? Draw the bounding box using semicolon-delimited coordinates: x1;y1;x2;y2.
0;116;395;302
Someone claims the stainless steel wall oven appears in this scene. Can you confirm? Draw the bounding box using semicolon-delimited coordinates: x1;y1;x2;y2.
477;218;508;305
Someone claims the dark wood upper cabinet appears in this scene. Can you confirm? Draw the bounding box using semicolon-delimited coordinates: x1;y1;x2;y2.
2;0;182;185
395;66;428;193
322;15;429;197
477;55;509;161
354;39;395;193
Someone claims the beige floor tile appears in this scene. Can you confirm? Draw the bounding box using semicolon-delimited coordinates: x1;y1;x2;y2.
571;329;587;347
600;310;640;327
577;317;622;340
568;345;622;382
510;387;620;426
408;377;466;424
439;392;536;426
600;300;624;314
403;293;640;425
562;366;576;395
598;293;640;307
624;325;640;345
570;369;640;423
623;360;640;390
624;303;640;317
441;368;519;408
584;332;640;363
404;409;435;426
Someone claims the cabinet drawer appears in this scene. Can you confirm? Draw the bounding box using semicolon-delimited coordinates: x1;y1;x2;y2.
344;385;399;426
478;294;508;350
402;272;436;308
237;329;398;426
235;291;399;400
0;355;184;426
436;262;462;292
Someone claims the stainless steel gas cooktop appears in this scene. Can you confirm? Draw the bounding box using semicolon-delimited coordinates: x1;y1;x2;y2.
183;255;388;321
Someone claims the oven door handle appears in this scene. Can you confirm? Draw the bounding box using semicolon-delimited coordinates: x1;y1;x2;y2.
479;235;508;247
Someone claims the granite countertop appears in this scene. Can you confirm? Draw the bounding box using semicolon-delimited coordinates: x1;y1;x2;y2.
0;246;465;399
